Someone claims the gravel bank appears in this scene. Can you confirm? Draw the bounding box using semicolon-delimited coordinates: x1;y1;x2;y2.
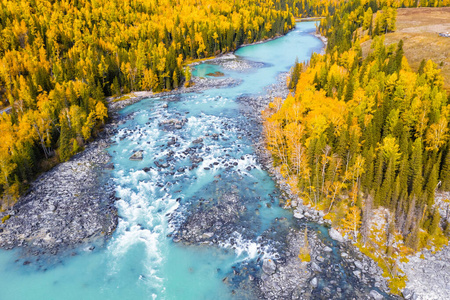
0;136;117;257
0;59;243;258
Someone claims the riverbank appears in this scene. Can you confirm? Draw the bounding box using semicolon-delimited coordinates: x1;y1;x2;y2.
243;71;393;299
0;133;117;257
312;32;328;54
0;23;299;258
0;62;243;259
132;29;393;299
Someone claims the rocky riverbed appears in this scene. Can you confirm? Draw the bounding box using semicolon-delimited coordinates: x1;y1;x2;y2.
240;73;394;299
254;226;390;300
401;245;450;300
0;38;395;299
163;54;395;299
0;55;243;259
0;136;117;257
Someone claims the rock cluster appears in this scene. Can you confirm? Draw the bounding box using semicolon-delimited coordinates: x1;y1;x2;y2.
220;59;266;71
257;229;313;299
173;193;246;245
256;227;391;300
0;137;117;256
400;245;450;300
248;69;393;299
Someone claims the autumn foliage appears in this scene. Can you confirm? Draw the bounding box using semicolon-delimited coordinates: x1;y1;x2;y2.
0;0;296;207
264;0;450;294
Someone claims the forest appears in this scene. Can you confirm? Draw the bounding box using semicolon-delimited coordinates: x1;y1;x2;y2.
0;0;297;207
264;0;450;293
1;0;450;294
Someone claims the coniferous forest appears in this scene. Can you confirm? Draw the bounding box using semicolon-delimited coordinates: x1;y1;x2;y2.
0;0;296;206
1;0;450;295
263;0;450;292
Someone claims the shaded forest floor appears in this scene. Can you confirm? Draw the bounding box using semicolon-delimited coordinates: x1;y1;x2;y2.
361;7;450;91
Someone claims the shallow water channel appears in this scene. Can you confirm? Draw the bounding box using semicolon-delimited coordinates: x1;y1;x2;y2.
0;22;389;300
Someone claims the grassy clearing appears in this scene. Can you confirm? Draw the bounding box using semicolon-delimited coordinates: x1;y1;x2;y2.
111;93;136;103
361;7;450;91
184;56;218;66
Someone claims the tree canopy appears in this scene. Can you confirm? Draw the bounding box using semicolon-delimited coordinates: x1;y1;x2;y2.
0;0;295;207
264;0;450;293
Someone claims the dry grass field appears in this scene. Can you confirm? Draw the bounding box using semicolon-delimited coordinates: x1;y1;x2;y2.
361;7;450;91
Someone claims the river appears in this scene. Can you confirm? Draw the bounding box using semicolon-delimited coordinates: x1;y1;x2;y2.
0;22;390;300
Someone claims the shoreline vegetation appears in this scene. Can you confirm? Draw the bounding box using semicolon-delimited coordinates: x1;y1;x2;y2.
0;0;449;298
0;0;297;209
295;17;325;22
0;51;249;256
262;3;450;299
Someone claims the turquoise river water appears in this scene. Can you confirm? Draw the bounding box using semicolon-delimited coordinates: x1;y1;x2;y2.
0;22;380;300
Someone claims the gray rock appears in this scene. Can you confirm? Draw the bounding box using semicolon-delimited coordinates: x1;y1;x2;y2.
201;232;214;239
311;262;322;272
329;228;344;243
129;150;144;160
369;290;383;300
323;246;332;252
402;288;414;300
262;258;277;275
310;277;318;288
354;261;364;270
293;212;304;219
192;138;203;144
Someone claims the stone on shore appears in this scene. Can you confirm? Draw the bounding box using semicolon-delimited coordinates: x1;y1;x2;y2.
294;211;304;219
329;228;344;243
262;258;277;275
0;137;118;256
310;277;318;288
369;289;383;300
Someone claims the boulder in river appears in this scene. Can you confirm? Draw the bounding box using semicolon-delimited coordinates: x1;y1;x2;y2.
129;150;144;160
369;290;383;300
293;211;304;219
329;228;344;243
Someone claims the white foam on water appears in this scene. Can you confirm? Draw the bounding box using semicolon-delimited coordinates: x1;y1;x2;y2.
107;168;179;294
119;170;149;186
219;232;277;262
109;88;271;294
185;113;234;137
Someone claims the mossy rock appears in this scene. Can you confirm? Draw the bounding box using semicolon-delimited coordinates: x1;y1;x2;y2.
1;214;11;223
